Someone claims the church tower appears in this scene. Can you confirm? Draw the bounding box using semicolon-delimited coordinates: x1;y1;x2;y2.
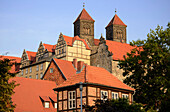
73;8;95;46
105;14;127;43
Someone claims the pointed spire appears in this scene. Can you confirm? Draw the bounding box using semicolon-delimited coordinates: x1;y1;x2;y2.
59;32;63;38
106;14;127;28
74;8;95;23
99;33;106;44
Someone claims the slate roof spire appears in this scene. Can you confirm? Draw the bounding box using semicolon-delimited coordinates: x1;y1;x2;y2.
106;14;127;28
74;8;95;23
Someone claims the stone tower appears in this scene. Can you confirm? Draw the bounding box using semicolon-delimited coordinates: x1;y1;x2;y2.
105;14;127;43
73;8;95;46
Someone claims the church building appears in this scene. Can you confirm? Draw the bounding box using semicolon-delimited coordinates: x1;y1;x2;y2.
18;8;134;82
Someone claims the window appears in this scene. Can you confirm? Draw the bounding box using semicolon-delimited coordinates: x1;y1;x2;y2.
36;65;39;71
59;50;61;55
40;64;43;70
30;67;32;73
50;68;53;73
25;76;27;78
40;72;43;79
54;103;57;108
112;92;119;100
36;74;38;79
101;90;108;100
68;91;76;109
29;75;32;78
26;68;28;74
21;70;23;76
62;49;64;53
122;94;129;99
44;102;50;108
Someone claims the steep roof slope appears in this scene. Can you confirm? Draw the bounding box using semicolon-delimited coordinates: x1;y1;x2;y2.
0;55;21;73
94;39;135;60
56;65;134;91
11;77;57;112
63;35;90;50
106;14;127;27
53;58;76;79
43;43;56;52
26;51;36;62
74;8;95;23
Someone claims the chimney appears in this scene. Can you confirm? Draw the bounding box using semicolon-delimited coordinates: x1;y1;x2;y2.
73;59;77;69
77;61;84;71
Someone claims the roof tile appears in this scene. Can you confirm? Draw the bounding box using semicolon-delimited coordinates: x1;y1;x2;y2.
11;77;57;112
43;43;56;52
106;14;127;28
74;8;95;23
63;35;90;50
94;39;135;60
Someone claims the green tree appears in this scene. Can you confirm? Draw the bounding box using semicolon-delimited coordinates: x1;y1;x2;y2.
119;23;170;111
84;98;144;112
0;57;18;112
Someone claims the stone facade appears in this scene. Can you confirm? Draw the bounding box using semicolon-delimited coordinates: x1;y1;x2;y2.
106;25;126;43
43;61;66;85
91;36;113;73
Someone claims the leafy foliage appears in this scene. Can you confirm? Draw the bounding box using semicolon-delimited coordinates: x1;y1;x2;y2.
0;57;18;112
119;23;170;110
84;98;144;112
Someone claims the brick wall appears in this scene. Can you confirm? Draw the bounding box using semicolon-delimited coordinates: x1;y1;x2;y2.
43;61;65;85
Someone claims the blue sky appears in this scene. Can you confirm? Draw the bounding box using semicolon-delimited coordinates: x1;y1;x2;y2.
0;0;170;57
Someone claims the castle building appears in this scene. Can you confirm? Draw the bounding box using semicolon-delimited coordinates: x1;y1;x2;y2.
18;8;134;82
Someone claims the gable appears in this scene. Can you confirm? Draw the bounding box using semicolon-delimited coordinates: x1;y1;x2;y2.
43;60;66;85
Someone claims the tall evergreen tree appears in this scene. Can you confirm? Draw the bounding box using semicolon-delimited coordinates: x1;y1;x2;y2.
119;23;170;110
0;57;18;112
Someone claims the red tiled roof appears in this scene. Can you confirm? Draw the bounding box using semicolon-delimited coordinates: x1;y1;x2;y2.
56;65;134;91
0;55;21;73
11;77;57;112
93;39;135;60
106;14;127;28
0;55;21;63
63;35;90;50
43;43;56;52
53;58;76;79
26;51;36;62
74;8;95;23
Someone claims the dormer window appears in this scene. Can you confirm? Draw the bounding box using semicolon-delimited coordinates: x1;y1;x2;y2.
44;102;50;108
49;97;57;109
54;103;57;108
40;96;52;109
